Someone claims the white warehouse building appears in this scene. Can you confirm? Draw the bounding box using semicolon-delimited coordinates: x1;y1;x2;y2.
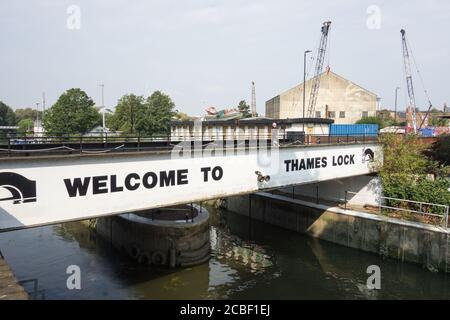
266;71;379;124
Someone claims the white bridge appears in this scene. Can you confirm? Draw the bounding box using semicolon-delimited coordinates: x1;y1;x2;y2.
0;142;381;232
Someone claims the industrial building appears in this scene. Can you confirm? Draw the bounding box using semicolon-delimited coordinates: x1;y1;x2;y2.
265;71;379;124
170;117;333;141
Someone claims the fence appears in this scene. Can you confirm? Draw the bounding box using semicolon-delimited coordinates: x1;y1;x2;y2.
0;132;379;157
344;191;449;228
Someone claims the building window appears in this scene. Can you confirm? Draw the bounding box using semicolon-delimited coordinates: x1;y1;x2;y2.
339;111;345;118
315;111;321;118
328;111;336;119
362;111;369;118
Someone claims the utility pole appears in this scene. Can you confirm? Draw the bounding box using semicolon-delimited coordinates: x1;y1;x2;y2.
394;87;400;124
303;50;312;132
251;81;256;117
99;84;105;133
35;102;40;134
42;92;46;122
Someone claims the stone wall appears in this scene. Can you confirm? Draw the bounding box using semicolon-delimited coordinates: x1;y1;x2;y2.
96;207;211;268
226;193;449;272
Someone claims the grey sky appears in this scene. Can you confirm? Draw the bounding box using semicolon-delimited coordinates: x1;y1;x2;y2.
1;0;449;116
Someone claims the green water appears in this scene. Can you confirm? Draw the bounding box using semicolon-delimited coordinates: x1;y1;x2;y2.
0;207;448;299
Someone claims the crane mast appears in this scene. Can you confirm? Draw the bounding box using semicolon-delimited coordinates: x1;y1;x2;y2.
400;29;418;134
307;21;331;118
251;81;256;117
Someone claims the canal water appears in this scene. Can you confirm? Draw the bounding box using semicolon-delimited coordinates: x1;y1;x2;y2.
0;207;448;300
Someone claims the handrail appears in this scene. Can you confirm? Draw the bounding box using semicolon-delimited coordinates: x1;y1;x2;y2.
0;133;379;157
344;190;449;228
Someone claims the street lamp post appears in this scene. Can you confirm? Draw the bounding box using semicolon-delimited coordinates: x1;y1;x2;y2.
35;102;40;124
35;102;40;135
394;87;400;124
303;50;312;132
99;84;105;133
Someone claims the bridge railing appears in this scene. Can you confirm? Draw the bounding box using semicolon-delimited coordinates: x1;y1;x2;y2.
344;191;449;228
0;132;379;157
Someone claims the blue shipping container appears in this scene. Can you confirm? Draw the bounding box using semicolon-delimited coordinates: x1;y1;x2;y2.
329;124;379;136
419;127;435;137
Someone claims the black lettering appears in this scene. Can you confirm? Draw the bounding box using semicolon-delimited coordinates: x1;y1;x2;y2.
64;177;91;197
160;170;175;187
125;173;140;190
284;160;291;172
321;157;327;168
315;157;321;168
291;159;299;171
201;167;211;182
306;158;315;169
177;169;189;185
299;159;306;170
338;156;344;166
349;154;355;164
143;172;157;189
110;175;123;193
344;155;350;165
212;166;223;181
92;176;108;194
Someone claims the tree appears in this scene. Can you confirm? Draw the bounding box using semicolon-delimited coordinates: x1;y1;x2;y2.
108;94;145;134
0;101;16;126
356;116;385;128
428;108;449;126
17;118;34;134
237;100;251;118
378;134;450;209
14;108;42;124
431;134;450;166
137;91;176;135
43;89;101;135
174;111;191;121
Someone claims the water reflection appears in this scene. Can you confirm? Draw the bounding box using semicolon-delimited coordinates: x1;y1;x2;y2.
0;207;448;300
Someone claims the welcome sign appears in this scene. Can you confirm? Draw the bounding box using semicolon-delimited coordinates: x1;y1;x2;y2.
0;143;380;231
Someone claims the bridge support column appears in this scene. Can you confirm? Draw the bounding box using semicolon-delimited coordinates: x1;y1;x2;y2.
96;204;211;268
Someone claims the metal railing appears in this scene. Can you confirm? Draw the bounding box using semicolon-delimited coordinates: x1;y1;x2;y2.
0;132;378;157
344;191;449;228
379;196;449;228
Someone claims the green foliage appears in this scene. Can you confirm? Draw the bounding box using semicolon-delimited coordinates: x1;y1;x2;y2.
138;91;175;135
0;101;16;126
174;112;191;121
108;94;145;134
17;118;34;134
110;91;176;136
431;135;450;166
43;89;101;135
379;134;450;209
237;100;251;118
356;116;387;128
14;108;42;124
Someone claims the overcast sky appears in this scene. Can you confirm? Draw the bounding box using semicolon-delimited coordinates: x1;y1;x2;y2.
1;0;449;115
